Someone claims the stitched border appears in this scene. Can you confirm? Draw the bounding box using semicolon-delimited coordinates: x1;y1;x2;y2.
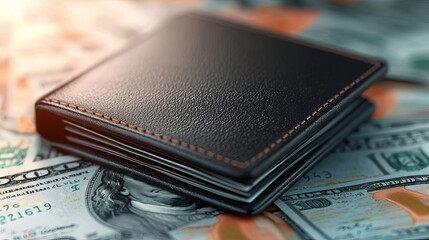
42;62;380;169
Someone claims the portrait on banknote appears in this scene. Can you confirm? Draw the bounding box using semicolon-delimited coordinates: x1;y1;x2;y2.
89;169;220;238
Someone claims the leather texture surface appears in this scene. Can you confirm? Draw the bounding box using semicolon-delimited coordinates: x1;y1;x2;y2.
36;12;386;176
35;12;387;214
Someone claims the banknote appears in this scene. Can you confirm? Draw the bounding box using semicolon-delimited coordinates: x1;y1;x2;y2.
277;174;429;240
0;154;300;240
0;152;79;178
169;211;303;240
220;1;429;83
0;156;220;240
362;82;429;118
354;115;429;133
271;210;312;240
0;137;31;169
0;130;63;169
334;122;429;153
292;120;429;191
292;0;429;83
280;116;429;239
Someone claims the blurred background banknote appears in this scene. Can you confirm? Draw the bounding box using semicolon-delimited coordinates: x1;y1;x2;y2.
221;0;429;83
0;0;428;239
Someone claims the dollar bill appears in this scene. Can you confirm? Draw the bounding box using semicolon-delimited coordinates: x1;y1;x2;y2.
271;210;312;240
334;123;429;153
0;152;79;178
0;154;302;240
292;120;429;191
279;116;429;239
169;210;304;240
223;1;429;83
0;157;220;240
362;81;429;118
0;131;62;169
277;174;429;240
292;0;429;83
0;137;31;169
355;116;429;133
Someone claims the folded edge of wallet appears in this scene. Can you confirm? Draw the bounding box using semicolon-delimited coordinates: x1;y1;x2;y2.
35;97;374;214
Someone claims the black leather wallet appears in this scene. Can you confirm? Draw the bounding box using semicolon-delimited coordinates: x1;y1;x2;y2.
35;12;387;214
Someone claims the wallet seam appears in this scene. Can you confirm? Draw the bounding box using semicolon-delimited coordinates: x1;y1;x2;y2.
42;61;380;169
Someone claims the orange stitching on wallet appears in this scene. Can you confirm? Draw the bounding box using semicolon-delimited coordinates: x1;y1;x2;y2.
43;62;381;168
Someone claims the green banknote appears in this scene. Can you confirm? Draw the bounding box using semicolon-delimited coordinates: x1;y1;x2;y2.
292;121;429;191
278;116;429;239
0;138;29;169
0;133;63;170
293;0;429;83
390;88;429;116
334;122;429;153
354;116;429;133
0;157;219;240
168;210;305;240
277;175;429;240
0;154;305;240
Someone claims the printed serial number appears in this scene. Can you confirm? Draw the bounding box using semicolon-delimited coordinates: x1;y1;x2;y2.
0;203;52;225
0;203;20;211
303;171;332;182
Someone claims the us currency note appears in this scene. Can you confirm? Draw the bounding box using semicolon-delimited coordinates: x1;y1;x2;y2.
279;117;429;239
0;157;220;240
277;175;429;240
169;210;304;240
290;0;429;83
361;82;425;118
0;137;32;169
0;154;303;240
290;120;429;190
0;132;63;170
333;123;429;153
389;87;429;116
361;81;429;119
217;1;429;83
355;116;429;133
